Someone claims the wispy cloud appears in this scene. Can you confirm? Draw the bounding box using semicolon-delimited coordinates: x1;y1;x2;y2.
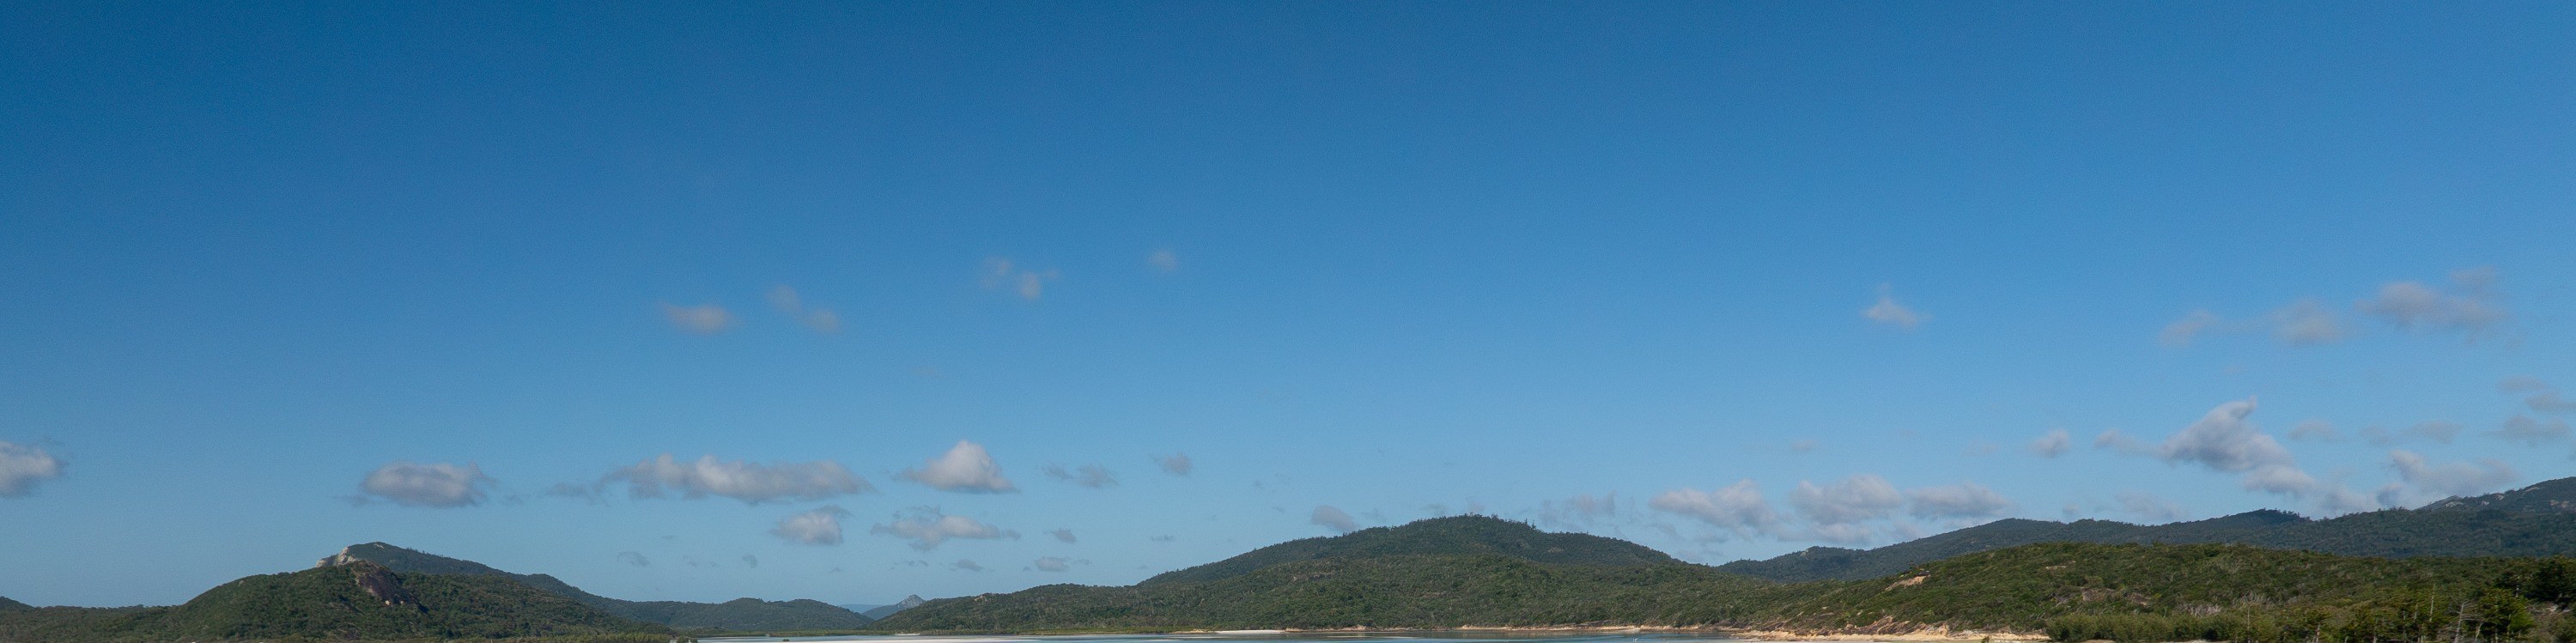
1048;529;1077;543
607;454;872;504
1034;556;1072;572
0;441;67;498
1862;284;1926;330
1310;505;1359;533
2489;416;2571;446
356;462;493;508
1649;480;1782;539
2385;450;2517;502
981;257;1059;300
900;440;1017;493
1539;492;1619;527
1153;453;1194;476
1905;482;2014;519
772;505;853;545
2356;268;2511;340
659;302;735;334
766;285;842;334
2028;429;2073;458
1041;464;1117;488
870;507;1016;550
1146;248;1179;273
617;551;650;567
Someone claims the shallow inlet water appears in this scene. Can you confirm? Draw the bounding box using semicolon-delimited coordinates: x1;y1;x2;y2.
700;634;1752;643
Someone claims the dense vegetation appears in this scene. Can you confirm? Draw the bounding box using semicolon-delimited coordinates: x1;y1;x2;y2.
871;515;2576;643
0;562;670;643
1141;515;1680;585
1722;506;2576;582
331;542;872;631
0;597;27;613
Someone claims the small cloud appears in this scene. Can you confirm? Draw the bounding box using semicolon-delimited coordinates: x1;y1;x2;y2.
949;559;983;572
1649;480;1781;538
1041;464;1118;488
2356;269;2512;340
1862;284;1926;330
1153;453;1194;476
1033;556;1071;572
0;440;68;498
2114;492;2188;523
1789;475;1904;525
1048;529;1077;543
869;507;1016;550
2498;376;2552;395
2287;420;2340;442
741;554;758;568
2160;310;2221;348
2403;422;2462;444
1146;248;1180;273
659;302;735;334
617;551;651;567
1905;482;2014;519
542;482;605;504
772;505;854;545
1309;505;1359;534
1148;535;1176;543
608;454;872;504
2528;392;2576;415
766;285;843;334
2489;416;2571;446
2028;429;2073;458
980;257;1059;300
900;440;1017;493
2388;450;2517;500
358;462;494;508
2265;299;2350;345
1539;492;1619;527
1787;440;1819;454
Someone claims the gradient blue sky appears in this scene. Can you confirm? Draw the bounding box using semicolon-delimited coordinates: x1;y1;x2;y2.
4;1;2573;609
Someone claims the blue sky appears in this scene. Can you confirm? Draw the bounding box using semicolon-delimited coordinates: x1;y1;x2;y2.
3;1;2573;608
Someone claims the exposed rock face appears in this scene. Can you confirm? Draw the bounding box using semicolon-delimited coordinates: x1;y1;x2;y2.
317;546;364;568
347;563;416;608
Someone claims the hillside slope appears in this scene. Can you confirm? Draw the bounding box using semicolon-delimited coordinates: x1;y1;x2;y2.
325;542;872;631
1141;514;1680;585
0;561;667;643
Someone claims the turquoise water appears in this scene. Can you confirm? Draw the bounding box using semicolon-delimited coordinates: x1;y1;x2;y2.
701;634;1749;643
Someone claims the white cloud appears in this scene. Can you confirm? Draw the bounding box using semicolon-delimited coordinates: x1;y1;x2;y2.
869;507;1017;550
1789;475;1904;525
0;441;67;498
1146;248;1179;273
980;257;1059;300
1041;464;1117;488
1649;480;1781;538
772;505;852;545
1905;482;2014;519
2287;420;2340;442
1862;284;1926;329
1539;492;1619;526
1034;556;1071;572
2356;269;2511;338
2028;429;2072;458
2156;397;2291;473
900;440;1016;493
950;559;983;572
2240;464;2318;494
2388;450;2517;500
609;454;872;504
1787;439;1820;454
359;461;493;508
1153;452;1194;476
1310;505;1359;533
766;285;842;334
2265;299;2350;345
1048;529;1076;543
2160;310;2221;348
659;302;735;334
2114;492;2188;523
2490;416;2571;446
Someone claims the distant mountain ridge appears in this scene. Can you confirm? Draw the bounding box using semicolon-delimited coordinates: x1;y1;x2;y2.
856;595;925;620
1142;514;1680;585
1718;484;2576;582
321;542;872;631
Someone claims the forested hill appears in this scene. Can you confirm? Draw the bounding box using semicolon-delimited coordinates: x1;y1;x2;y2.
0;597;27;612
0;561;668;643
866;516;2576;641
1720;478;2576;582
325;542;873;631
1141;514;1680;585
